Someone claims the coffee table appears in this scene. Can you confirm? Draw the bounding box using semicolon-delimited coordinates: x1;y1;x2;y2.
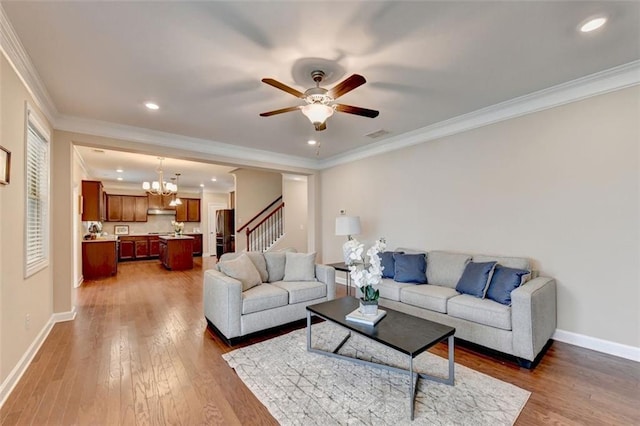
306;296;455;421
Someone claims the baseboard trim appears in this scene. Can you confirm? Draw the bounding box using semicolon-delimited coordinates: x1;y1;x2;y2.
0;307;77;408
552;329;639;362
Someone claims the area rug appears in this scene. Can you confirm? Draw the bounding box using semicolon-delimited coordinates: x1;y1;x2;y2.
223;322;530;425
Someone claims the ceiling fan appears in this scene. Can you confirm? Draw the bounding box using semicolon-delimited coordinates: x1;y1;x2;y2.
260;70;379;131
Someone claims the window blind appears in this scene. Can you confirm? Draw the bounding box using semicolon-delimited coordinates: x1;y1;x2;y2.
25;117;49;277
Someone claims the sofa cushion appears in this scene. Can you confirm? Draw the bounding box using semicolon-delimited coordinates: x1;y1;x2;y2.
272;280;326;304
486;265;532;305
241;284;289;315
264;252;286;282
426;251;472;288
448;295;512;330
400;285;460;314
473;254;530;271
245;252;268;282
455;261;497;298
283;252;317;281
379;251;403;279
376;278;414;301
218;253;262;291
393;253;427;284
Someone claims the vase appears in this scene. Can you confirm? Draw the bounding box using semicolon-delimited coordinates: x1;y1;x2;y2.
359;300;378;316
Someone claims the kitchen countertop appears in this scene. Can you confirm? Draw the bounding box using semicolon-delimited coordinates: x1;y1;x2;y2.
83;236;118;243
159;235;195;241
118;233;202;238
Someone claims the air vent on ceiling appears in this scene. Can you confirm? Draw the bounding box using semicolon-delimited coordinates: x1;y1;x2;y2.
365;129;390;139
92;149;105;153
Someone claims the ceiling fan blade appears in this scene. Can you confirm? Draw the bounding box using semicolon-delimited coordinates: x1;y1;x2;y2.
329;74;366;99
334;104;379;118
259;106;301;117
314;122;327;131
261;78;305;98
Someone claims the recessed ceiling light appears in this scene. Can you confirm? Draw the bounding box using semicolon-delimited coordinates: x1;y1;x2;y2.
580;16;607;33
116;169;123;173
144;102;160;110
307;140;317;145
199;183;205;188
211;178;217;182
117;177;123;181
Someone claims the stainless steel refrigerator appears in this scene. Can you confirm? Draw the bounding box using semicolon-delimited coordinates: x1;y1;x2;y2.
216;209;235;258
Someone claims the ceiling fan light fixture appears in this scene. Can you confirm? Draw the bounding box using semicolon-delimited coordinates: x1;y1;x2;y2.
301;103;334;125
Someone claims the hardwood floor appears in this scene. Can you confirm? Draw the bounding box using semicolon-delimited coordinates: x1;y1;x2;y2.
1;257;638;425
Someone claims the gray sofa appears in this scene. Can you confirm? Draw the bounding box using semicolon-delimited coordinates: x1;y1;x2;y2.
203;251;336;344
360;249;556;367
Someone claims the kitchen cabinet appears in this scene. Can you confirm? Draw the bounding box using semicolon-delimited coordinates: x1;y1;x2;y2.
148;194;175;210
81;180;105;222
135;239;149;258
82;239;117;279
107;195;123;222
148;236;160;257
107;195;148;222
118;238;135;260
159;236;194;270
185;233;202;256
175;198;201;222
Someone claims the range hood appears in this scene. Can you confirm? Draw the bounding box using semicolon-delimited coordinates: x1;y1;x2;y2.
147;208;176;216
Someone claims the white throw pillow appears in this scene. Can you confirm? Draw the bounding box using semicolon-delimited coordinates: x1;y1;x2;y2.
283;252;316;282
218;253;262;291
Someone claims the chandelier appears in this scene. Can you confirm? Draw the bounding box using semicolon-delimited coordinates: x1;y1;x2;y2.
142;157;177;196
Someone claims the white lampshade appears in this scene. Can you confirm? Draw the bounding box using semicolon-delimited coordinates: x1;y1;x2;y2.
142;181;151;190
174;197;182;205
301;103;334;124
335;215;361;237
151;181;160;190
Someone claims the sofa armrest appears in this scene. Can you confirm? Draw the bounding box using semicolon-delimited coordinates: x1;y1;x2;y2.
203;269;242;339
315;264;336;300
511;276;557;361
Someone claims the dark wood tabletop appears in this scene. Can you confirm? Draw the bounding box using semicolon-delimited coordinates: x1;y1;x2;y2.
307;296;455;357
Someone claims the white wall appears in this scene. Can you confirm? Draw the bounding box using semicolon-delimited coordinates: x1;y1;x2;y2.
320;87;639;348
277;177;308;252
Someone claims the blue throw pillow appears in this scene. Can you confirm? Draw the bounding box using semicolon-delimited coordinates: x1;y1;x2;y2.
380;251;404;279
486;265;531;305
393;253;427;284
455;261;497;298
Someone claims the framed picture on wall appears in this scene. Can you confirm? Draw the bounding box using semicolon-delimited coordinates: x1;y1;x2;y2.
0;145;11;185
114;225;129;235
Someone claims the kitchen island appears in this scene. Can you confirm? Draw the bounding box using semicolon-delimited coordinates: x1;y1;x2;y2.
82;237;118;279
159;235;194;270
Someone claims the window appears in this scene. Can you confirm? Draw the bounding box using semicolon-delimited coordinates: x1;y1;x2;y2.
24;106;50;277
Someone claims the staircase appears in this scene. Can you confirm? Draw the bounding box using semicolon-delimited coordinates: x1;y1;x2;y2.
237;197;285;252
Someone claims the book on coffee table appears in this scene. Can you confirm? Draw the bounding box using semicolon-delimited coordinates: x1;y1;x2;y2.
345;308;387;326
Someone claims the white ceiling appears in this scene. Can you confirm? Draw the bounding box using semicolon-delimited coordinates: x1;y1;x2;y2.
74;145;236;193
3;1;640;168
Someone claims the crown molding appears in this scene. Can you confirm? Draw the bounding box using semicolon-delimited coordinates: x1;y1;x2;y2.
319;60;640;169
56;115;321;171
0;5;58;124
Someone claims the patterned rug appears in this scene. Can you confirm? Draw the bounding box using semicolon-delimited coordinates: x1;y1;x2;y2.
223;321;530;425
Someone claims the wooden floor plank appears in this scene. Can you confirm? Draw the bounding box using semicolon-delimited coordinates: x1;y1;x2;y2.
0;256;638;425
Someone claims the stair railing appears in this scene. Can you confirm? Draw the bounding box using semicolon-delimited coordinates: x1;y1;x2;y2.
246;202;285;252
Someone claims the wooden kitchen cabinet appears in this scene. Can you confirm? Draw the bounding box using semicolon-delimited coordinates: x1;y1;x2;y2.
148;236;160;257
118;238;135;260
107;195;148;222
135;239;149;258
81;180;105;222
175;198;201;222
148;194;175;210
82;240;117;279
107;195;123;222
159;236;194;270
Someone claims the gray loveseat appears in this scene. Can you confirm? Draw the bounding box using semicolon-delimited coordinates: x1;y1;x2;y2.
204;251;336;344
361;249;556;367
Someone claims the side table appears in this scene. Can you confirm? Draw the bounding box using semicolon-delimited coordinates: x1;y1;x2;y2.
325;262;353;296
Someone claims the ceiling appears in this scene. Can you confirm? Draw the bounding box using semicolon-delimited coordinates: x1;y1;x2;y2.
3;1;640;165
74;145;236;193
